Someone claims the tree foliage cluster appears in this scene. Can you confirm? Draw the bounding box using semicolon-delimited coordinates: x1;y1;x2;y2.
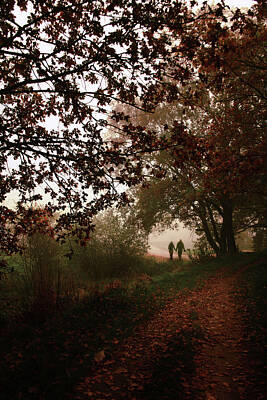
123;3;266;255
0;0;266;254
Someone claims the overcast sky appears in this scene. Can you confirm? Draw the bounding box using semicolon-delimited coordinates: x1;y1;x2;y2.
221;0;255;7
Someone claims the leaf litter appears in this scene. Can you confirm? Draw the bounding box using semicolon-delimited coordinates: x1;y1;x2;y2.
74;263;265;400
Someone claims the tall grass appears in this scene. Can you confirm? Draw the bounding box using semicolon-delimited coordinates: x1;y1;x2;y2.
7;233;77;323
70;239;148;282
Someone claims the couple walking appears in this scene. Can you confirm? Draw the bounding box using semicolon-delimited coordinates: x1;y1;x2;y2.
168;239;185;261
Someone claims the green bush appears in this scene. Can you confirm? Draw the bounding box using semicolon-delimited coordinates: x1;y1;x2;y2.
186;235;215;263
70;207;149;281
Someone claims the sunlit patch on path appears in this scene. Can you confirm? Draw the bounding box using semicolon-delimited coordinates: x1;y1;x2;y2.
74;264;263;400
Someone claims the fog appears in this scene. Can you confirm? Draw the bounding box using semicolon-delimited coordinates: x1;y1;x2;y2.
148;225;196;257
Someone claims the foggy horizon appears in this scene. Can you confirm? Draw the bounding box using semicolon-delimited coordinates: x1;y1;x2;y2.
148;226;196;257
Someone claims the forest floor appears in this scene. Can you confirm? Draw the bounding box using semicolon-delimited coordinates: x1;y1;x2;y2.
74;260;266;400
1;253;266;400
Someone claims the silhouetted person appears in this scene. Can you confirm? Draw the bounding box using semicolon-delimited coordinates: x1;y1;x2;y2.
168;241;175;260
176;239;185;261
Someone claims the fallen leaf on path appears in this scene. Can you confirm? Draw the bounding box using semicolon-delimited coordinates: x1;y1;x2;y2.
94;350;105;362
114;366;127;374
206;393;217;400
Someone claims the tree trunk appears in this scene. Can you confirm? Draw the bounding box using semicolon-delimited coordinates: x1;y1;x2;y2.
219;223;227;255
198;212;220;257
221;197;238;255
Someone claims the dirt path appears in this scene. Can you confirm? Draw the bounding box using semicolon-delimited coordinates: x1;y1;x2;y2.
73;267;260;400
190;274;248;400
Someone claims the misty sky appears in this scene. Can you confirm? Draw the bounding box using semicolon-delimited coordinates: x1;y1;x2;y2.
148;225;196;257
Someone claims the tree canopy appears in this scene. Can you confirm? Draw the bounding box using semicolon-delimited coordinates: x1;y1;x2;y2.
0;0;265;253
115;2;266;256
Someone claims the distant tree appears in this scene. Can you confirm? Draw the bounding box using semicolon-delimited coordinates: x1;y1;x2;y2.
90;207;148;257
70;206;149;279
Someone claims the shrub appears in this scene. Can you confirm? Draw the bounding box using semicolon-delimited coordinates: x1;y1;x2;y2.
70;207;149;281
186;235;214;263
